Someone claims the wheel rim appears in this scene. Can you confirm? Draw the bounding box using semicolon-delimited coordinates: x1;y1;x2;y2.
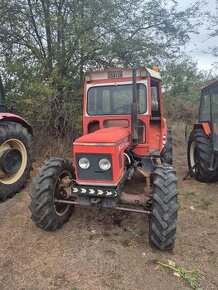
190;141;197;172
53;170;72;216
0;139;27;185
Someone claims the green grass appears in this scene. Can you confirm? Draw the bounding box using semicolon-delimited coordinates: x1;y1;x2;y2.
197;198;212;210
210;256;218;268
209;215;214;220
15;192;24;201
184;191;196;199
109;237;118;244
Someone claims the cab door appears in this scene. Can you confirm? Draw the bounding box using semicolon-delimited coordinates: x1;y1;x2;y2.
211;85;218;152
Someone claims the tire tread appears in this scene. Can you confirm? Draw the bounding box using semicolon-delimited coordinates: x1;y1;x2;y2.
149;163;178;251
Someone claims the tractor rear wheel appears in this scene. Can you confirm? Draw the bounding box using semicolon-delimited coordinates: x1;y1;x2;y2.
29;158;75;231
0;121;33;201
149;163;178;251
188;128;218;182
187;130;197;177
161;127;173;165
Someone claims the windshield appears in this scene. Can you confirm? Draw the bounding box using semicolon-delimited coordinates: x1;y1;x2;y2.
87;84;147;115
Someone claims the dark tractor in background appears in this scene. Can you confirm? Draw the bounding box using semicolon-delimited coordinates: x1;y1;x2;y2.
187;79;218;182
0;76;33;201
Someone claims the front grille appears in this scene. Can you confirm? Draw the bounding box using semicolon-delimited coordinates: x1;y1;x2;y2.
76;153;113;181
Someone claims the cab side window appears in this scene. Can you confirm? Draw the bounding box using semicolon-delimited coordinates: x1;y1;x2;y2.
199;91;211;122
151;80;160;117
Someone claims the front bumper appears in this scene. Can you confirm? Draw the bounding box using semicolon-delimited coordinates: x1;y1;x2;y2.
72;184;119;197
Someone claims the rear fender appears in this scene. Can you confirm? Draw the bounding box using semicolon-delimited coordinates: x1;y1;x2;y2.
193;123;211;136
0;113;33;135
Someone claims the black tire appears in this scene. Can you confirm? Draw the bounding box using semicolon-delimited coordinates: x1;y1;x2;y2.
0;121;33;201
29;158;75;231
187;130;197;177
161;127;173;165
149;163;178;251
189;128;218;182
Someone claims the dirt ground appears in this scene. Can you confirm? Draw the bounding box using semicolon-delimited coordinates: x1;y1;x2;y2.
0;123;218;290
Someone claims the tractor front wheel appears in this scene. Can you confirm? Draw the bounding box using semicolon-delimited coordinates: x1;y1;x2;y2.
149;163;178;251
0;121;33;201
29;158;75;231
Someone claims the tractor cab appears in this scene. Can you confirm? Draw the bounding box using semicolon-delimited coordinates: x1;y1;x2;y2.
199;80;218;152
82;67;167;157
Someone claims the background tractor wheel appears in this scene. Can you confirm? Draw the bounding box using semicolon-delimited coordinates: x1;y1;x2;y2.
187;130;197;177
0;121;33;201
29;158;75;231
161;127;173;165
149;163;178;251
188;128;218;182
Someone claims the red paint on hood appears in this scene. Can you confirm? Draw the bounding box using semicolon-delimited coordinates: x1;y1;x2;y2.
75;127;130;144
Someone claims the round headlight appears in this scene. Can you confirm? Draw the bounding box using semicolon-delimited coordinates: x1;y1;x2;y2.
78;157;90;169
99;158;111;171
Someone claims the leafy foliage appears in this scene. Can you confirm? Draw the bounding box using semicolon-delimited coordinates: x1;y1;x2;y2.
206;3;218;58
0;0;208;138
162;57;217;122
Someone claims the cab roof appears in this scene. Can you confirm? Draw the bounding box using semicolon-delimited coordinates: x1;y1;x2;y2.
201;79;218;91
85;67;161;81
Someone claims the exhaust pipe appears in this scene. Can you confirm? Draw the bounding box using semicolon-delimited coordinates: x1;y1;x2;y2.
131;68;138;146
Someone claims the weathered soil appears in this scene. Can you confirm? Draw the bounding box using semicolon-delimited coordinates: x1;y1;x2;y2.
0;124;218;290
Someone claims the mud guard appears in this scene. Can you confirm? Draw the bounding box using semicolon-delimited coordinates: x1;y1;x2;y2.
0;113;33;135
195;123;211;136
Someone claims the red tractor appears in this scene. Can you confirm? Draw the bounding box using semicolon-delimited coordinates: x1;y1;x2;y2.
187;79;218;182
0;76;33;201
30;67;178;251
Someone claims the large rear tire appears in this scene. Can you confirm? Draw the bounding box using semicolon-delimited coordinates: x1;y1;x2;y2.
161;127;173;165
188;128;218;182
29;158;75;231
149;163;178;251
187;130;197;177
0;121;33;201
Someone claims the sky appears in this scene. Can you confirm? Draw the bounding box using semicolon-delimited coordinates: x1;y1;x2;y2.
177;0;218;72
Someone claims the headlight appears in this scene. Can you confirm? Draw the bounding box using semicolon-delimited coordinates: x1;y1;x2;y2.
99;158;111;171
78;157;90;169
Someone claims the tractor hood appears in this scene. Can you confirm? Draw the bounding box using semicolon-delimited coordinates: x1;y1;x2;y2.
74;127;130;145
73;127;131;186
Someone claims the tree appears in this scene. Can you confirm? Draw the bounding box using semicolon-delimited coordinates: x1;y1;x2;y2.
0;0;205;136
161;56;217;122
206;2;218;59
